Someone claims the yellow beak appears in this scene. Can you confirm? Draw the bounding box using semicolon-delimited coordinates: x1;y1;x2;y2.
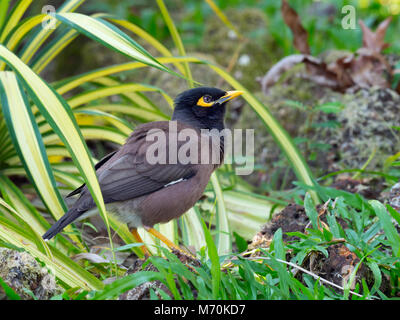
215;90;244;105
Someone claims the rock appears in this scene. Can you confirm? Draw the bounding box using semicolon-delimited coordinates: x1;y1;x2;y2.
314;87;400;172
0;248;62;300
249;50;400;188
389;182;400;211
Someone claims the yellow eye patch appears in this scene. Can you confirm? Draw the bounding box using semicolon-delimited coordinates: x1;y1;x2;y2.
197;96;214;107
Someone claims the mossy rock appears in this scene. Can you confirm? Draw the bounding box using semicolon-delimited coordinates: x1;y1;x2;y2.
232;65;337;187
314;87;400;172
0;248;62;300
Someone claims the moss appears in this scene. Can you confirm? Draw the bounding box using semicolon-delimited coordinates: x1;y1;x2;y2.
0;248;62;300
314;87;400;172
232;64;337;187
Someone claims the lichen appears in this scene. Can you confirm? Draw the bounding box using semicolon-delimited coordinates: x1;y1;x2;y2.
314;87;400;172
0;248;62;300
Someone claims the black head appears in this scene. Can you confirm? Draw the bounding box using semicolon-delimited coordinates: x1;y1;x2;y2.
172;87;243;131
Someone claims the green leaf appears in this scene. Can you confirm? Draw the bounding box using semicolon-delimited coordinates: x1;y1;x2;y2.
370;200;400;256
366;260;382;295
91;271;164;300
315;102;343;114
304;192;319;230
210;173;231;255
55;13;176;76
0;0;10;34
0;72;67;221
0;276;21;300
387;204;400;226
156;0;193;87
0;45;108;250
273;228;285;260
233;231;248;253
201;219;221;299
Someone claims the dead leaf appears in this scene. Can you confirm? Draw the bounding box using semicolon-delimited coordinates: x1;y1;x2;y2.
349;48;391;88
260;54;344;93
359;17;392;53
281;0;310;54
260;16;393;93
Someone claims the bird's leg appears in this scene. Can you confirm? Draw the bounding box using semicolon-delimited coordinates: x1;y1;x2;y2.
131;228;150;257
144;226;196;259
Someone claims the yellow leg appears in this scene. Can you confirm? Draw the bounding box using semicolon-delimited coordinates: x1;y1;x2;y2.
131;228;150;257
144;226;196;259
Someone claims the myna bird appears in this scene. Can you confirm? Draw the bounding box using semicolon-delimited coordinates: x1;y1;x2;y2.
42;87;243;256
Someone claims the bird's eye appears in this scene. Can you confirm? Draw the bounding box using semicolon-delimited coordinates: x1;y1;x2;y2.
203;95;212;103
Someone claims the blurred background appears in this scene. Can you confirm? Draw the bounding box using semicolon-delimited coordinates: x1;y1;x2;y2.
20;0;400;199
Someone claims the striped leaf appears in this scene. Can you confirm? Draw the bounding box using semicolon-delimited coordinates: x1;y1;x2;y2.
55;12;177;76
0;0;32;42
0;0;10;35
156;0;193;88
0;72;66;217
0;45;108;244
19;0;84;64
0;191;52;257
109;17;186;75
31;28;79;74
0;71;85;247
0;200;104;290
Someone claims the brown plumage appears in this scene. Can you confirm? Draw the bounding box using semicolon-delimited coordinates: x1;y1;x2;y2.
43;87;243;243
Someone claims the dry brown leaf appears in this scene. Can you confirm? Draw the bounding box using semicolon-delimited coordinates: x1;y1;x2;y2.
326;55;355;89
260;54;347;93
261;16;393;93
359;17;392;53
281;0;310;54
350;47;391;88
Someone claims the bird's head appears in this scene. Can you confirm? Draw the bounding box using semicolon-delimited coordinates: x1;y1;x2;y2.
172;87;243;131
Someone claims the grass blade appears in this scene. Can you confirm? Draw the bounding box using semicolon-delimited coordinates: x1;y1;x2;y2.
0;72;67;219
201;219;221;299
0;0;32;42
19;0;84;64
210;173;231;255
156;0;193;88
0;44;108;248
0;276;21;300
55;12;177;76
0;205;103;290
370;200;400;256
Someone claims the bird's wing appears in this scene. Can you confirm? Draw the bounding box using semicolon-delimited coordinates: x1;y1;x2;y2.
97;126;199;203
66;151;117;198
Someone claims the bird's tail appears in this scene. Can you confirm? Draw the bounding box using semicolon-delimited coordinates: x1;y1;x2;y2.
42;208;81;240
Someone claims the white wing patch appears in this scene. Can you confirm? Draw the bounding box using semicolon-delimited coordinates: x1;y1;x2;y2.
163;178;185;188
